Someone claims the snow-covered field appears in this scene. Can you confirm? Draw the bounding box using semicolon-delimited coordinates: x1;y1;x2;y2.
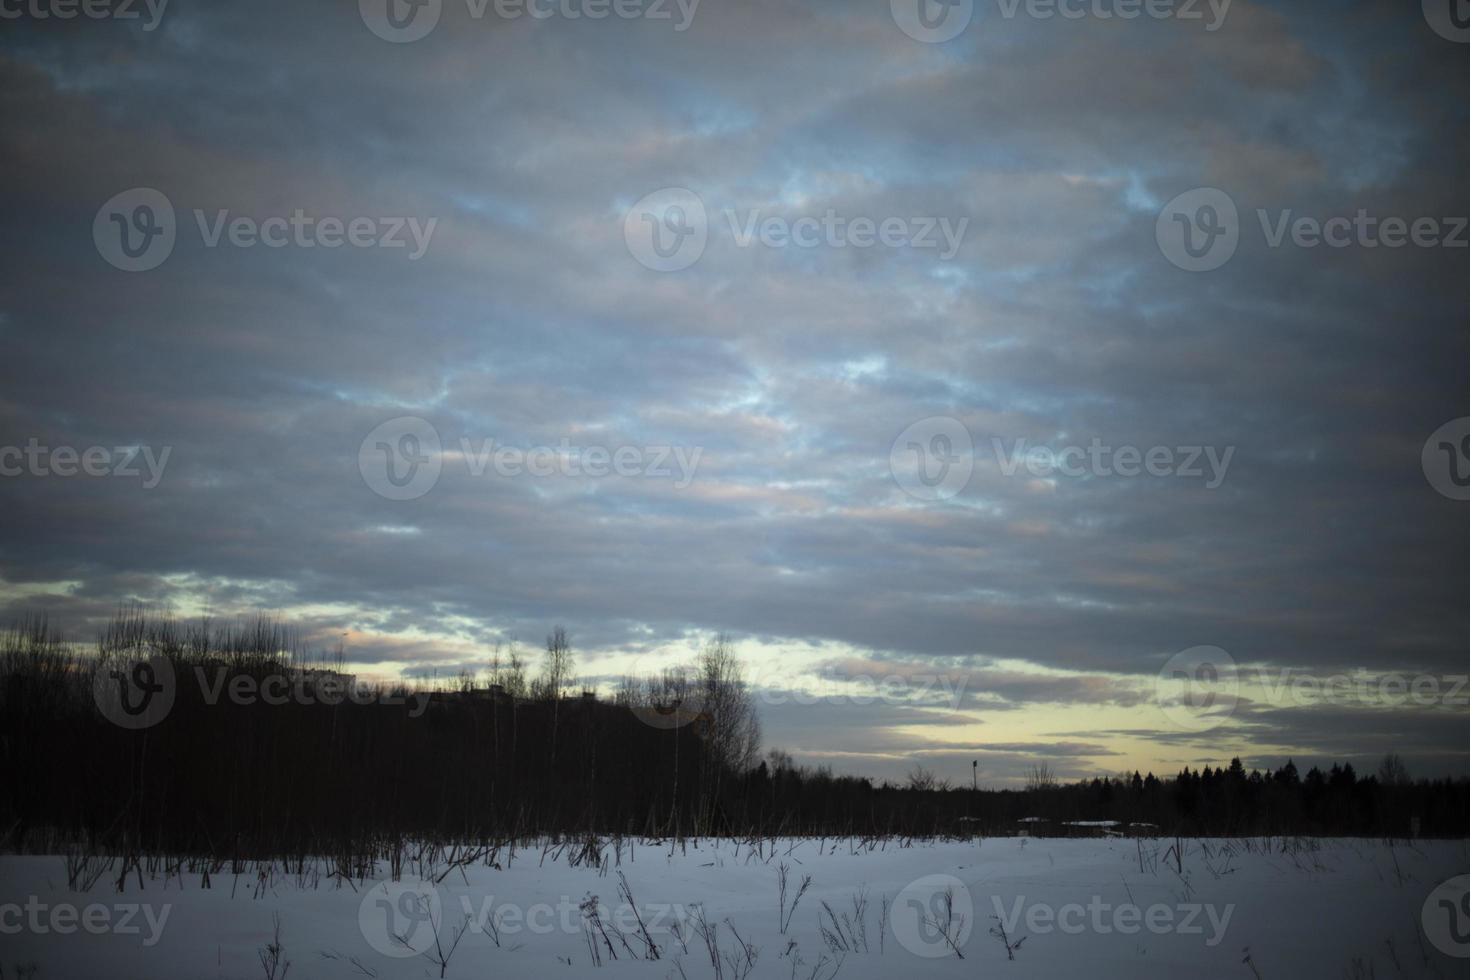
3;836;1468;978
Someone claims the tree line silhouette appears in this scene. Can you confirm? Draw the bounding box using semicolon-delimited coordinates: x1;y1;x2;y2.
2;611;1465;863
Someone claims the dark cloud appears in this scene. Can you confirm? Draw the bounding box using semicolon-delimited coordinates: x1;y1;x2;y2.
1;0;1466;782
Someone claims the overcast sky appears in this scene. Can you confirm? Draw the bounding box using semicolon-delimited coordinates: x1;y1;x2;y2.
2;0;1467;786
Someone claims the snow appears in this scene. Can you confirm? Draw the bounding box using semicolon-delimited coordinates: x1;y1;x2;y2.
2;837;1466;978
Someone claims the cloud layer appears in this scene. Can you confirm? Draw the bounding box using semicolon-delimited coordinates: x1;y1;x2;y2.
2;0;1467;785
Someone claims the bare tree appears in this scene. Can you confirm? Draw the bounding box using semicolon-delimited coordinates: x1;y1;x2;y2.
535;626;574;763
698;634;761;773
1377;753;1411;787
906;763;950;792
1026;763;1057;792
614;638;759;773
541;626;573;700
617;666;692;716
503;644;528;699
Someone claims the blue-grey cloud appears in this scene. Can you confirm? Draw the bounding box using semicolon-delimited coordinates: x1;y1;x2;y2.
1;0;1466;781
